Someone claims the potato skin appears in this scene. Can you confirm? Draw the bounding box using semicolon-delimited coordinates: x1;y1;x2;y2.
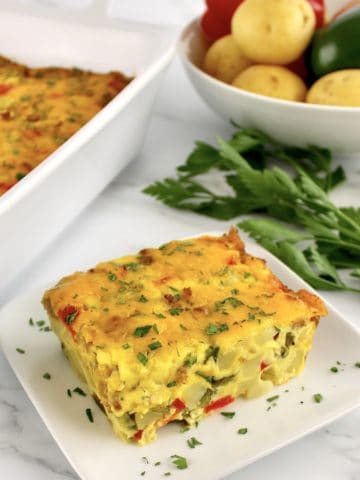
232;65;307;102
203;35;253;83
231;0;316;65
307;69;360;106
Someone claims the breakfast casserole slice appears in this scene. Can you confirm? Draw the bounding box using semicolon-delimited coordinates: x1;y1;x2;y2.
42;228;327;445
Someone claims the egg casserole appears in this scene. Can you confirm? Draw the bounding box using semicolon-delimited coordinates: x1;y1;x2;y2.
42;228;327;445
0;54;130;196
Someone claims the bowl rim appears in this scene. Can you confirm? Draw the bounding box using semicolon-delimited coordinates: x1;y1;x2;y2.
178;18;360;114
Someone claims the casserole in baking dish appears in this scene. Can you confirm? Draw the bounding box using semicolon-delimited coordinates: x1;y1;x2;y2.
0;0;174;291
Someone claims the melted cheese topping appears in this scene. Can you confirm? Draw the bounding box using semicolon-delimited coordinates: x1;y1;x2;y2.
43;228;327;444
0;55;130;196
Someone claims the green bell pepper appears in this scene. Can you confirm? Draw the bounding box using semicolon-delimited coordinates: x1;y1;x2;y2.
311;7;360;78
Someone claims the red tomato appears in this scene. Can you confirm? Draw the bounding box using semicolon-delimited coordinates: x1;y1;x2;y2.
307;0;326;28
287;55;310;82
201;0;243;42
200;10;230;42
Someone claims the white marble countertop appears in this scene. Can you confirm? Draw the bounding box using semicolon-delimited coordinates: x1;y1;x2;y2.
1;1;360;479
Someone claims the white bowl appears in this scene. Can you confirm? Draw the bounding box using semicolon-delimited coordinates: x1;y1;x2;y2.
178;1;360;153
0;0;174;291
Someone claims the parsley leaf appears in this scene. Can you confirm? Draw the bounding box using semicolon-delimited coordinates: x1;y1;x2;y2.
171;455;188;470
137;352;148;366
144;126;360;293
187;437;202;448
221;411;235;419
206;323;229;335
148;341;162;351
134;325;152;337
313;393;323;403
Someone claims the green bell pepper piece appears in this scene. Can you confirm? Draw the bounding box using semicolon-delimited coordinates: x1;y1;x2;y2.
311;7;360;78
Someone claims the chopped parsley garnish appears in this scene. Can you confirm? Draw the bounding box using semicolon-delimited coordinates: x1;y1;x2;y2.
124;262;139;271
137;352;148;366
164;473;171;477
215;297;244;312
179;323;188;331
65;312;78;325
238;427;248;435
73;387;87;397
153;324;159;334
148;341;162;351
180;426;190;433
153;312;166;319
167;381;177;388
247;313;256;321
187;437;202;449
355;362;360;368
141;457;149;464
140;472;145;477
221;411;235;419
206;323;229;335
36;320;45;327
330;366;338;373
171;455;188;470
154;461;161;466
28;318;34;326
266;395;279;403
43;372;51;380
138;295;148;303
122;343;130;350
313;393;323;403
134;325;152;337
16;348;25;354
67;389;72;398
108;272;117;282
169;308;183;316
196;371;213;384
85;408;94;423
184;354;197;367
205;345;220;363
16;172;26;181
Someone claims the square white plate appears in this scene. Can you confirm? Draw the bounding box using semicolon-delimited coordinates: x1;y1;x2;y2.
1;237;360;480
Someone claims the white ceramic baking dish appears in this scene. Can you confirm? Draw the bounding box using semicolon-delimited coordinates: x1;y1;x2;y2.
0;0;174;291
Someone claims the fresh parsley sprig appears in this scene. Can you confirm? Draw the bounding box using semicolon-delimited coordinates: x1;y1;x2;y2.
144;127;360;292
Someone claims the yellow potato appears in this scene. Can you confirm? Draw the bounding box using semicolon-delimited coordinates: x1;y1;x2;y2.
203;35;253;83
231;0;315;65
232;65;307;102
307;70;360;107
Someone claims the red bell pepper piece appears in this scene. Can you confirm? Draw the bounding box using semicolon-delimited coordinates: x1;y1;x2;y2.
172;398;186;412
260;361;269;371
134;429;143;441
0;84;12;95
57;305;79;338
204;395;235;413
